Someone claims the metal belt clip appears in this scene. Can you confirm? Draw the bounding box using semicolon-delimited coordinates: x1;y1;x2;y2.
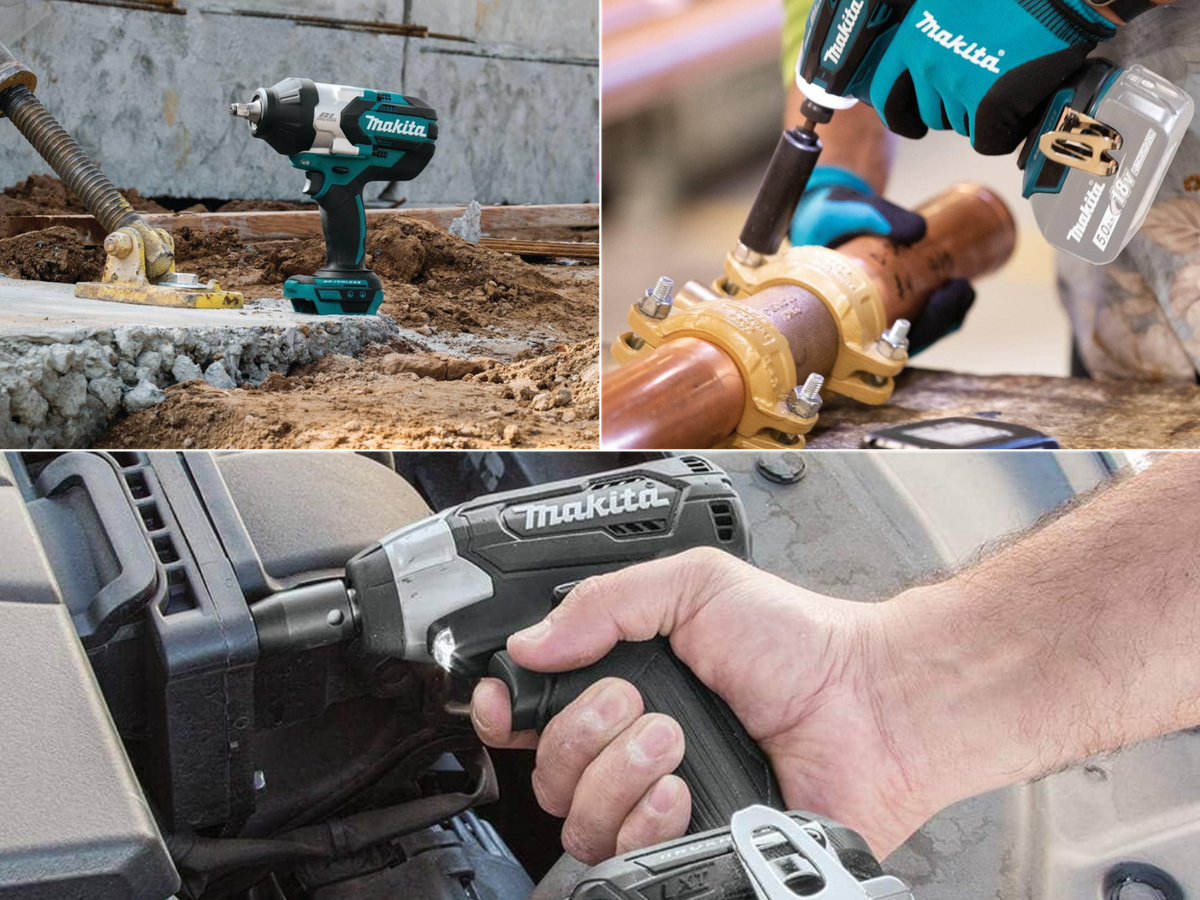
1038;106;1123;177
731;806;870;900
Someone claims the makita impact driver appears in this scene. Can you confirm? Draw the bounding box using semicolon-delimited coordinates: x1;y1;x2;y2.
250;458;783;833
739;1;1191;267
231;78;437;315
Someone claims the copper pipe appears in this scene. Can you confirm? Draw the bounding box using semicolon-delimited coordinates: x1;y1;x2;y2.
741;284;840;384
603;183;1017;449
602;338;744;449
838;182;1016;323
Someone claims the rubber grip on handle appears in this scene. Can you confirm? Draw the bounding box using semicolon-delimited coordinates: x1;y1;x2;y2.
314;183;367;271
489;639;784;832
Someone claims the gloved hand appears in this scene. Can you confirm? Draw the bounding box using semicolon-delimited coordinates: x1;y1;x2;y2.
790;167;926;249
868;0;1115;155
791;167;978;354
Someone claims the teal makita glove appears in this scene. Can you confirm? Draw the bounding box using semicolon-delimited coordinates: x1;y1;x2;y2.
791;167;976;354
790;167;926;249
868;0;1115;155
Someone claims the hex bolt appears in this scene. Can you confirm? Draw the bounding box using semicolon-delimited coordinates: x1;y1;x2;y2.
757;452;808;485
878;319;912;360
788;373;825;418
637;276;674;320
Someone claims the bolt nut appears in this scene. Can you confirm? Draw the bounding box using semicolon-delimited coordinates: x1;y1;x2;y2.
788;390;823;419
637;276;674;320
877;319;912;361
787;373;825;419
104;232;135;259
637;296;672;320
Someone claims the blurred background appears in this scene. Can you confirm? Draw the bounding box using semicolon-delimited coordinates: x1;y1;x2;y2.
600;0;1068;376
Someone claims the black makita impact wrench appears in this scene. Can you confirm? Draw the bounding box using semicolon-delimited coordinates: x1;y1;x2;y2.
250;458;915;899
250;458;781;832
231;78;437;315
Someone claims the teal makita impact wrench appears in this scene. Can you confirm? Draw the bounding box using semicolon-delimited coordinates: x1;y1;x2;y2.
231;78;437;315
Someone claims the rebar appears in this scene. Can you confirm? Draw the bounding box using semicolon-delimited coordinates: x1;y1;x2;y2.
0;84;143;235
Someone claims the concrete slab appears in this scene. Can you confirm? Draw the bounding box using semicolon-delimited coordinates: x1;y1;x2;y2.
0;278;337;333
0;278;400;449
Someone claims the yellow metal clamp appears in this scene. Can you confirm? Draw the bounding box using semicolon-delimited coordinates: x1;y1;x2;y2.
613;279;821;445
721;245;906;406
612;245;907;448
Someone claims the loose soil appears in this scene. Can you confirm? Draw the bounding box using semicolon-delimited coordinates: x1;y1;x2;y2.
170;216;595;342
0;173;170;216
0;226;104;282
1;177;599;449
99;338;600;449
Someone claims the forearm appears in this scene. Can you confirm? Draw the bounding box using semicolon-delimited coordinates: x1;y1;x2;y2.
785;85;896;195
875;455;1200;813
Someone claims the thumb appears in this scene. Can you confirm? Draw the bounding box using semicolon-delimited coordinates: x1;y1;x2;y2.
506;547;738;673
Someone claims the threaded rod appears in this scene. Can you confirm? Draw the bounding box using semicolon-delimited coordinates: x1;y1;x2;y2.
1;84;142;234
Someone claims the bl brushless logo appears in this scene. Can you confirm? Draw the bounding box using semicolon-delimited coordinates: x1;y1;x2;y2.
507;482;674;533
915;10;1006;75
823;0;865;68
365;114;427;138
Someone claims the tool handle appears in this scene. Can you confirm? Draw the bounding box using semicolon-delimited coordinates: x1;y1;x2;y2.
490;639;784;832
311;181;368;272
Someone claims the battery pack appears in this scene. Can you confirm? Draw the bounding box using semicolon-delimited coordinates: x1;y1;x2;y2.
1025;64;1194;265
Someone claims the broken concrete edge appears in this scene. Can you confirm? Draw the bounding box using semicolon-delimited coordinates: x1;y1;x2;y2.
448;200;483;244
0;315;400;449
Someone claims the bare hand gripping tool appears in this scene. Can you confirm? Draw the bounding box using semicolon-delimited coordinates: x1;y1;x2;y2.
341;457;781;833
232;78;437;315
251;458;913;896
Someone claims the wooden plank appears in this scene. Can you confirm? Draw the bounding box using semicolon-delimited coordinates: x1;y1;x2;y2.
0;204;599;242
809;368;1200;450
479;239;598;260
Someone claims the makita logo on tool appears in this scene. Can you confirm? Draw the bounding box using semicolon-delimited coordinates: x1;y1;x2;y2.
365;114;427;137
510;484;672;531
823;0;865;66
1068;180;1107;243
916;11;1005;74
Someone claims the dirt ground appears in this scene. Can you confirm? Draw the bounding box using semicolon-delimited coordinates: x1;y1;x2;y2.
0;173;171;216
101;338;600;449
1;177;599;449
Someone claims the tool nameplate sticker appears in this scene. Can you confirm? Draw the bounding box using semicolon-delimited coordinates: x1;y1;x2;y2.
1032;66;1194;265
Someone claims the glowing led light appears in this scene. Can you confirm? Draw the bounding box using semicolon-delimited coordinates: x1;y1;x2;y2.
431;628;457;671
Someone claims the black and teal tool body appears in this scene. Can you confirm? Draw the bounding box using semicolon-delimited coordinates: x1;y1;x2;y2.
232;78;437;315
